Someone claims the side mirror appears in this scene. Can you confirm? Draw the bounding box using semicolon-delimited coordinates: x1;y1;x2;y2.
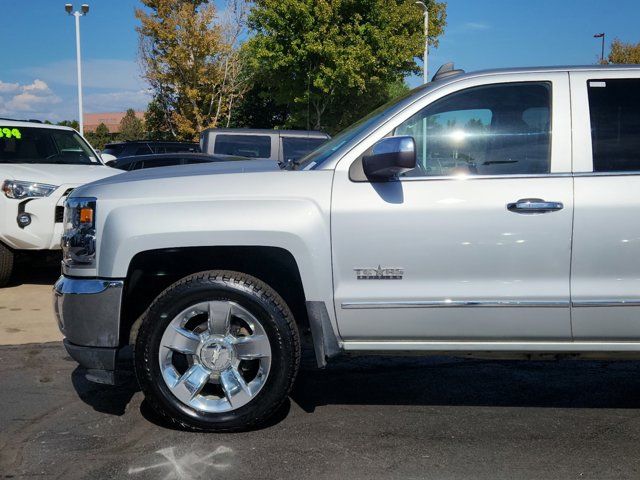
362;136;416;180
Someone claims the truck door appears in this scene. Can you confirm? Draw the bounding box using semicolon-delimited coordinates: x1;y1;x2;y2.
331;72;574;343
569;70;640;339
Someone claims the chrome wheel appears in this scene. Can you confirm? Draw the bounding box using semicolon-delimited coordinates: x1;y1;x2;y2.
158;300;272;413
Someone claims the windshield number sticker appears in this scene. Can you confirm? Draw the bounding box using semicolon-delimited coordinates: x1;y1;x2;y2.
0;128;22;139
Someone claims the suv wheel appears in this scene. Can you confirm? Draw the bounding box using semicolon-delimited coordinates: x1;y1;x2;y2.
0;243;14;287
135;270;300;432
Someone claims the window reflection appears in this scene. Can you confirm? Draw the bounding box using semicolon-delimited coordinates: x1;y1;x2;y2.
394;83;551;177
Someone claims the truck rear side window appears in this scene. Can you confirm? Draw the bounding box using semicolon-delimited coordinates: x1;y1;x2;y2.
588;78;640;172
214;134;271;158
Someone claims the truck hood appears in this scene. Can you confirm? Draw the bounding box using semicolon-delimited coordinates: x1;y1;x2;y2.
85;159;281;189
0;163;120;186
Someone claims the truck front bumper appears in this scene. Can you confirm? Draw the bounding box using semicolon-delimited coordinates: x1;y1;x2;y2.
53;276;125;383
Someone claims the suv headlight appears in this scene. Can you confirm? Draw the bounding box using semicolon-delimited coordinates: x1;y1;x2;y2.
2;180;58;199
61;197;97;266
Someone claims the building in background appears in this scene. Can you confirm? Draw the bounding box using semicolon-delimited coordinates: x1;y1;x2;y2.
83;111;144;133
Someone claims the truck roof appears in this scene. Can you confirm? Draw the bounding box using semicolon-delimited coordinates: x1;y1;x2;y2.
432;63;640;84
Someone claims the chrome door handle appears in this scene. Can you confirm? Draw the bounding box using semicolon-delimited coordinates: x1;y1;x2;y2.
507;198;564;214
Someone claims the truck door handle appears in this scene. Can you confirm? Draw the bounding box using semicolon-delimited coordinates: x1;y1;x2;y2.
507;198;564;214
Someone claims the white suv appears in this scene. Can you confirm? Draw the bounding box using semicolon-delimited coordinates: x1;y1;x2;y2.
0;120;119;286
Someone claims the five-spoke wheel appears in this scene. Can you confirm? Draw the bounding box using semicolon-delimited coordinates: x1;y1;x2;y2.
159;300;272;413
135;271;300;432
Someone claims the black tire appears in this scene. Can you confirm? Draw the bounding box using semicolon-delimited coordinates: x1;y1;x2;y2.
135;270;300;432
0;243;14;287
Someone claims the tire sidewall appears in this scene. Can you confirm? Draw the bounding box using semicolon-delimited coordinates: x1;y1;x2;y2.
0;243;14;287
135;273;297;430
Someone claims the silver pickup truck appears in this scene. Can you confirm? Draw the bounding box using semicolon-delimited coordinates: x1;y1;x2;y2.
55;64;640;432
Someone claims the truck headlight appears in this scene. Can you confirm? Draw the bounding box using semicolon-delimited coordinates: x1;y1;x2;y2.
61;197;97;266
2;180;58;199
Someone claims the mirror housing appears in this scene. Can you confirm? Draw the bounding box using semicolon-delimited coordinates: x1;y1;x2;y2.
362;136;416;180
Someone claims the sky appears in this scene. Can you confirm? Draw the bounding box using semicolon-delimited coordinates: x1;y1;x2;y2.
0;0;639;122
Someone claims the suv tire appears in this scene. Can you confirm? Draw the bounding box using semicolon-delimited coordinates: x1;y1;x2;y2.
135;270;300;432
0;243;14;287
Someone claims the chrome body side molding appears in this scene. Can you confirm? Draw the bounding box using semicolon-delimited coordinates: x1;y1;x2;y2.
572;300;640;307
341;299;640;310
341;300;570;309
343;340;640;352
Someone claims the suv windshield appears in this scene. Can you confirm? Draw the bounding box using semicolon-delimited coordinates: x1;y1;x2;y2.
0;126;101;165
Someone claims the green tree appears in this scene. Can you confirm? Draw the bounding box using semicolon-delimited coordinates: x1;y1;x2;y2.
243;0;446;133
229;82;290;129
136;0;248;140
118;108;145;141
387;79;411;100
607;39;640;64
144;97;175;141
85;122;112;150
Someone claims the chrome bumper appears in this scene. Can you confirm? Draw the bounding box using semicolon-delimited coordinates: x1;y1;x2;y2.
53;276;124;348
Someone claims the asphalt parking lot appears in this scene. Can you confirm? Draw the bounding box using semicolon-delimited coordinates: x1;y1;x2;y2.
3;266;640;479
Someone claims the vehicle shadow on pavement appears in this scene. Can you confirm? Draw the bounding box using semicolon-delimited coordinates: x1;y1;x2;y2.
291;355;640;414
70;365;292;431
71;367;139;416
70;354;640;430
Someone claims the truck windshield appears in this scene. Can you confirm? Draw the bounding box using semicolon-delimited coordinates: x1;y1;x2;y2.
295;83;430;170
0;126;101;165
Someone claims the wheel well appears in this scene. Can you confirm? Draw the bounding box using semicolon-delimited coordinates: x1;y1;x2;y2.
120;246;309;345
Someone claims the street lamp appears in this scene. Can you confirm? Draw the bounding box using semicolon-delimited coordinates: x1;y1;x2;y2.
594;32;606;64
65;4;90;135
415;1;429;84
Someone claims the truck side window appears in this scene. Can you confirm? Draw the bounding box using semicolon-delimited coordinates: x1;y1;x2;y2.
394;82;551;177
587;78;640;172
214;134;271;158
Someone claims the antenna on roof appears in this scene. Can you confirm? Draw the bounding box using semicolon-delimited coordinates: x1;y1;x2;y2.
431;62;465;82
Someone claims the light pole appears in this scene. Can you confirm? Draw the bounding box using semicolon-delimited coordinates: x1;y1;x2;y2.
594;32;605;64
65;3;89;135
415;1;429;83
415;1;429;165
